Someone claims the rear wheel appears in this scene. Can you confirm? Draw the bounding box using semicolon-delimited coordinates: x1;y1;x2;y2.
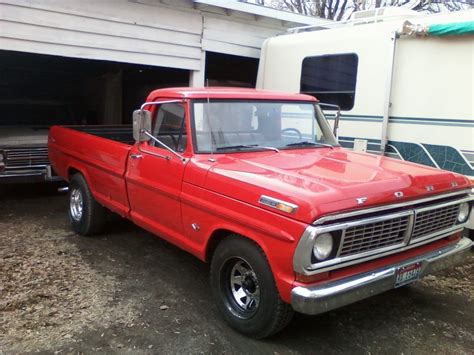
68;173;106;236
210;236;293;339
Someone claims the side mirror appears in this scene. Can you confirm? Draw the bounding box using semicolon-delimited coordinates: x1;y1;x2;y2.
133;110;152;142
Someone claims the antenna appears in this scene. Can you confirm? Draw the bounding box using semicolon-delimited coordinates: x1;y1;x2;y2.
205;79;216;162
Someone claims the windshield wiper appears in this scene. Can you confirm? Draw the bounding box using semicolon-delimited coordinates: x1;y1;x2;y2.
285;141;334;149
216;144;279;152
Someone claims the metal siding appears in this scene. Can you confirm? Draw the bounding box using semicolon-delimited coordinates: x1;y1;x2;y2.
0;0;300;67
202;14;285;58
0;0;203;70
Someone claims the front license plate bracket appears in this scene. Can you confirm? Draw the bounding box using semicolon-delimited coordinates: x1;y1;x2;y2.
395;262;422;288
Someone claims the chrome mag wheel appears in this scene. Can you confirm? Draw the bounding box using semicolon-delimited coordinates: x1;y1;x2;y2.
70;187;83;222
225;257;261;318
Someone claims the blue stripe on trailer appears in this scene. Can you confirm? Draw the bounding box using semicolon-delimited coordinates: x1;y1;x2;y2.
326;114;473;127
339;136;473;175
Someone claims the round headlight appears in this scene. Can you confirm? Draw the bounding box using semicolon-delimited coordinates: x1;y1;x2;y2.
313;233;334;260
458;202;470;223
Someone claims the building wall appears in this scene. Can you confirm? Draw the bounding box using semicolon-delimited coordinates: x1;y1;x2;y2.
0;0;203;70
0;0;302;73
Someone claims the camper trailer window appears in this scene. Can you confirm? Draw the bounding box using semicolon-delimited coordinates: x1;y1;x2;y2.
300;53;358;110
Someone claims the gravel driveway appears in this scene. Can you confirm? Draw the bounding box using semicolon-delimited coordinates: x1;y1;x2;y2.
1;184;473;354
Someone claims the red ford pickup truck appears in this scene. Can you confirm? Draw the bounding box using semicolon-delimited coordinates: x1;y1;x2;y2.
49;88;473;338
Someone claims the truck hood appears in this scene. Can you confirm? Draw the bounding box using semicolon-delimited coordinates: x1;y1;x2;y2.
204;148;470;224
0;126;49;147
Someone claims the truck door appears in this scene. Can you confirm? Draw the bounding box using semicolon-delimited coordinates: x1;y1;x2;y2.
125;102;187;240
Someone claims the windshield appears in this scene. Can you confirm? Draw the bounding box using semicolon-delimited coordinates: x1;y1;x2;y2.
192;100;338;153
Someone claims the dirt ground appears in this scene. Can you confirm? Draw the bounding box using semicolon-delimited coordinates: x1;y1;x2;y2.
1;184;473;354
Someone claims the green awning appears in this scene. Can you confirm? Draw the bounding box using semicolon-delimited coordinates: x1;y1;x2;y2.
428;21;474;36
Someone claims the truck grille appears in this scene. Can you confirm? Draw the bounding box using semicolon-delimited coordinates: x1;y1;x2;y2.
339;215;410;257
3;147;49;170
303;191;472;273
333;200;465;261
412;204;460;240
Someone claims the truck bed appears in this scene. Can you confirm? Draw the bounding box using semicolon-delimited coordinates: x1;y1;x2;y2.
49;125;134;217
66;125;135;145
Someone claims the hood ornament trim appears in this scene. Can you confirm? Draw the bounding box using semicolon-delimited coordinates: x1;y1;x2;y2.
356;196;367;205
356;197;368;205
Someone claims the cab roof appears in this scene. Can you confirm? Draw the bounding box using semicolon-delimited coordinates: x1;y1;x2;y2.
146;87;317;102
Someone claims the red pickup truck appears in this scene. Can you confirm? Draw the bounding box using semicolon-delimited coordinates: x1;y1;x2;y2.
49;87;473;338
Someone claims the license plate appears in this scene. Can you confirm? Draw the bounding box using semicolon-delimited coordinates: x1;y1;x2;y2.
395;262;422;288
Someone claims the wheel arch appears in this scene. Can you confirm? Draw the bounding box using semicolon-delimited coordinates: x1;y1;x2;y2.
67;165;92;189
205;228;267;263
67;166;81;180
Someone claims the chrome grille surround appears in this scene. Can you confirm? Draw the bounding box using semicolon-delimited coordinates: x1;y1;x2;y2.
293;189;473;276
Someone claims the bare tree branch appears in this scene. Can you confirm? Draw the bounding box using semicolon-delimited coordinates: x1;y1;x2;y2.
248;0;472;21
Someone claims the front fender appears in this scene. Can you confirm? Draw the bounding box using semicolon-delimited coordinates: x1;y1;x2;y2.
180;182;307;302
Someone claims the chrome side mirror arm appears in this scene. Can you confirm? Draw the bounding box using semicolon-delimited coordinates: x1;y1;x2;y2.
133;99;188;163
140;129;188;163
318;102;341;138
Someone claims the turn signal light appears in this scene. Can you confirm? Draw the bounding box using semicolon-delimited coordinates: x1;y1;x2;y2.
275;202;296;214
447;232;461;241
295;271;329;283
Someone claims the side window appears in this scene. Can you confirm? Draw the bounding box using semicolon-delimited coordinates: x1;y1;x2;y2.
152;103;186;152
300;53;358;110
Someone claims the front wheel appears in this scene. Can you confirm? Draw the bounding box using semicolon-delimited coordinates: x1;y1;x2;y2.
210;236;294;339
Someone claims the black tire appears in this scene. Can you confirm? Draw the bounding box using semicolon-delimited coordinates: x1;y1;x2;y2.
68;173;106;236
462;228;474;240
210;235;294;339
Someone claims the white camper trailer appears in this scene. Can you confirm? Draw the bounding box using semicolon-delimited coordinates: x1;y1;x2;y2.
257;8;474;179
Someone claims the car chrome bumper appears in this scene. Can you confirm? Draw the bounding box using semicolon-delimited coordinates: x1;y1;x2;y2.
0;165;62;183
466;190;474;230
291;237;473;315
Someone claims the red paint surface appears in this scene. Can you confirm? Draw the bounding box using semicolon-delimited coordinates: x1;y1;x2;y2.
48;88;471;304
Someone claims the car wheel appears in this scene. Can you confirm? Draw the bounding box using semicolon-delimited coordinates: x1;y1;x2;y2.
68;173;106;236
210;235;294;339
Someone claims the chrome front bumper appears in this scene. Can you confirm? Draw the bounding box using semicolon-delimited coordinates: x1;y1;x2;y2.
291;237;473;315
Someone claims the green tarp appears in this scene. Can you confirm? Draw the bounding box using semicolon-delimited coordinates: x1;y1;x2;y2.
428;21;474;36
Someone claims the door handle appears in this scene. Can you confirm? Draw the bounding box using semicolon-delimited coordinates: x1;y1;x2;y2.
130;154;143;160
